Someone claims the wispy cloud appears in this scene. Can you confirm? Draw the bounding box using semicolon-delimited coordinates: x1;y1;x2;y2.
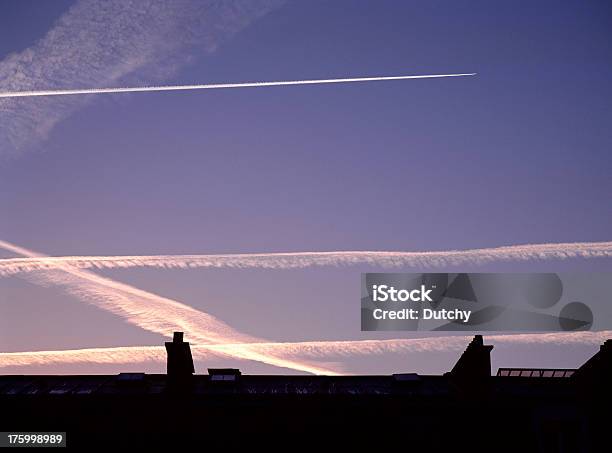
0;240;610;277
2;332;608;370
0;0;283;156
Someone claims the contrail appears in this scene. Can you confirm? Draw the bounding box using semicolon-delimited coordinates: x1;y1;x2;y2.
0;239;337;375
0;73;475;99
2;238;609;374
1;331;608;370
0;0;287;154
0;241;610;277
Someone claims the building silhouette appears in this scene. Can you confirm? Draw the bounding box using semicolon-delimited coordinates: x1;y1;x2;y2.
1;334;610;451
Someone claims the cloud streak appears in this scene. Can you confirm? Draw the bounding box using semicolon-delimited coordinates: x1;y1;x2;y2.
2;331;608;370
0;239;337;375
0;0;284;155
0;241;610;277
1;238;610;374
0;73;475;99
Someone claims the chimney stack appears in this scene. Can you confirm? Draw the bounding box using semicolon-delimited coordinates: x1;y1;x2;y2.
446;335;494;397
165;331;195;380
449;335;494;379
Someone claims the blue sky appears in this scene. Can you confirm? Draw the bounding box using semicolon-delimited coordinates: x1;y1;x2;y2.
0;0;611;374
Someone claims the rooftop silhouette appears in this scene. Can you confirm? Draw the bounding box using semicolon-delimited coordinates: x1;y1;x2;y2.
1;333;609;450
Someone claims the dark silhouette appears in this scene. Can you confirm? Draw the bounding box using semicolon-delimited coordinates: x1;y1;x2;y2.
164;331;194;377
448;334;493;378
164;331;194;392
1;333;609;451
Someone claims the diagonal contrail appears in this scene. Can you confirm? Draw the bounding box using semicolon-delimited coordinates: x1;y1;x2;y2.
0;73;475;98
0;240;610;277
0;239;337;375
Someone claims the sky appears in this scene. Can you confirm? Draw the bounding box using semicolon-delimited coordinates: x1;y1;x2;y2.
0;0;611;375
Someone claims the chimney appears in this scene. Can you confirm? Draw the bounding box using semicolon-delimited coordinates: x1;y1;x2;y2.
447;335;494;383
165;332;195;379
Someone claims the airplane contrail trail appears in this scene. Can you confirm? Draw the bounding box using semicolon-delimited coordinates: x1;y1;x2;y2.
0;239;337;375
0;241;610;277
1;331;609;370
2;238;609;374
0;73;475;98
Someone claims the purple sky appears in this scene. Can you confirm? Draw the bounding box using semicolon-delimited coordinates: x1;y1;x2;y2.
0;0;611;375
